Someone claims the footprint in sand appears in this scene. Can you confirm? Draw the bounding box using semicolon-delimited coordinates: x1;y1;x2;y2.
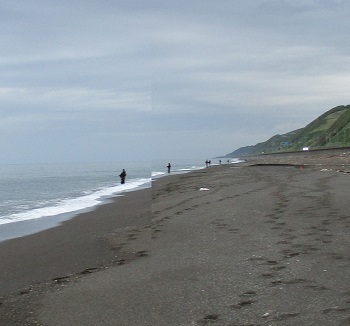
135;250;148;257
323;306;350;314
239;290;257;297
127;233;138;240
52;276;71;284
197;314;220;324
270;278;311;287
272;312;300;321
78;267;99;275
280;249;300;258
230;299;256;309
304;284;329;291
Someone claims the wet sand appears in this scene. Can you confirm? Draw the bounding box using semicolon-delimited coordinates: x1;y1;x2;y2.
0;189;152;322
1;150;350;325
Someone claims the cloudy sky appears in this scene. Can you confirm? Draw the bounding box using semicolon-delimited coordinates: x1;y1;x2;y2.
1;0;349;164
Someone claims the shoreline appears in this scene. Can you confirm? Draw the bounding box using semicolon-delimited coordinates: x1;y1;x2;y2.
0;187;151;298
0;181;151;243
3;146;347;243
0;160;205;243
0;150;350;325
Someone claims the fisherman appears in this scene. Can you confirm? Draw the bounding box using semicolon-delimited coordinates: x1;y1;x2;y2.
119;169;126;184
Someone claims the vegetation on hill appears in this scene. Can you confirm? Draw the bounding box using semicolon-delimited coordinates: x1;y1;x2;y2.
225;104;350;157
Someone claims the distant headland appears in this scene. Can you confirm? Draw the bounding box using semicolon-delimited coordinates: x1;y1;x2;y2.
221;104;350;157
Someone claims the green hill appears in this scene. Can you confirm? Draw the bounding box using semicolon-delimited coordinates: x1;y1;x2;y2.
225;104;350;157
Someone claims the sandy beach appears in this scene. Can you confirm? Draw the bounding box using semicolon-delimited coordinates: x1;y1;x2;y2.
1;149;350;325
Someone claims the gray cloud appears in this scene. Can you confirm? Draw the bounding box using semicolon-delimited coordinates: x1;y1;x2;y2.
1;1;349;163
151;0;350;158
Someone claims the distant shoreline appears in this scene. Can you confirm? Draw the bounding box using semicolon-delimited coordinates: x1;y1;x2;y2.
220;146;350;160
235;147;350;171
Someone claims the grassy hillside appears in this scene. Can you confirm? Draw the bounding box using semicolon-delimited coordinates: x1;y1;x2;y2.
225;104;350;157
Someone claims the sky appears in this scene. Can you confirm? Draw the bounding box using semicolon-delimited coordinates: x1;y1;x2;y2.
1;0;350;163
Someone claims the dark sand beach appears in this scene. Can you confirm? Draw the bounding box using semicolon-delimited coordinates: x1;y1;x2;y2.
1;149;350;325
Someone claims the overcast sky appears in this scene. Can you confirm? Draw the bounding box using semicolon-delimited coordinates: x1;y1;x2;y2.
1;0;349;164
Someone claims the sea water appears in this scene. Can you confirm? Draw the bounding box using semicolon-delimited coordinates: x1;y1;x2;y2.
0;158;241;241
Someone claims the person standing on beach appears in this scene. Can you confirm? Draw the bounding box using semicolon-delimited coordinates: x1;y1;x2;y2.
167;163;171;173
119;169;126;184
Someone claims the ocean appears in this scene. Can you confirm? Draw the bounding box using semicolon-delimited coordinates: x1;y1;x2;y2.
0;158;241;242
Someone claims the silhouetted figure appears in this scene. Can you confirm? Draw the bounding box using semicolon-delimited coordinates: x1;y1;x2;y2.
167;163;171;173
119;169;126;184
205;160;209;168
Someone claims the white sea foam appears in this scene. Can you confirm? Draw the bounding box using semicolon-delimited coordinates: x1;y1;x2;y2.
230;158;245;164
0;178;150;225
151;171;166;178
152;164;205;178
1;158;242;228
